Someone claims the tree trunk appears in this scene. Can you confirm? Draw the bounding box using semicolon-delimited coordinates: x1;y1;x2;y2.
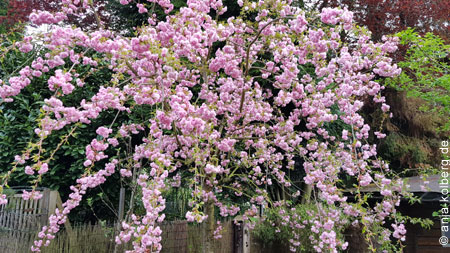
203;184;215;253
301;184;312;204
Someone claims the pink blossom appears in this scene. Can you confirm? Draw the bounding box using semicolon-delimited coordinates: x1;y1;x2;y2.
96;127;112;138
0;194;7;205
137;4;148;13
25;166;34;175
38;163;49;175
392;223;406;241
29;10;67;25
320;8;342;25
216;138;236;152
22;190;43;200
204;164;224;174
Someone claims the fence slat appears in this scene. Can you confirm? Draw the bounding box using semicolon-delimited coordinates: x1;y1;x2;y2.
18;197;26;247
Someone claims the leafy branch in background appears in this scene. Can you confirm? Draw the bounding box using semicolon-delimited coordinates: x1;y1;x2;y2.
386;28;450;133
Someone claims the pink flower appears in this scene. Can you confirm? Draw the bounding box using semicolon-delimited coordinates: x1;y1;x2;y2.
360;174;372;186
107;138;119;146
48;70;74;95
374;131;386;139
216;138;236;152
18;40;33;53
119;169;132;177
204;164;224;174
29;10;67;26
185;211;195;222
380;189;392;196
392;223;406;241
381;103;390;112
320;8;342;25
83;160;92;167
22;190;43;200
137;3;148;13
0;195;7;205
25;166;34;175
342;129;349;140
96;127;112;138
38;163;49;175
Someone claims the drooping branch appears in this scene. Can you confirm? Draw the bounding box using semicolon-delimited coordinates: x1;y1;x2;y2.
239;16;294;113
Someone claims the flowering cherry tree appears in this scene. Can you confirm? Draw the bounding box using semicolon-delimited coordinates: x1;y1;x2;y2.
0;0;409;252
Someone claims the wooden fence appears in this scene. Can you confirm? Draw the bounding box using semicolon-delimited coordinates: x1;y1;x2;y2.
186;221;234;253
0;188;72;252
0;220;238;253
0;188;48;252
0;189;275;252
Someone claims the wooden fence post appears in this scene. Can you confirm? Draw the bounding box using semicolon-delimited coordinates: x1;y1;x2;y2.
118;187;125;222
234;220;243;253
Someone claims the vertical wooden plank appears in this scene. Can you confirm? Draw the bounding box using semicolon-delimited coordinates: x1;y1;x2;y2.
40;188;51;228
1;195;6;234
37;193;44;229
5;196;12;231
12;196;17;232
0;197;4;228
15;196;23;247
18;196;24;230
28;198;34;232
10;196;18;249
6;195;12;231
21;198;29;253
234;220;244;253
15;196;22;249
32;197;39;231
26;198;34;249
118;187;125;222
6;196;15;236
48;191;58;216
3;196;11;248
32;197;40;250
17;196;23;232
0;195;7;249
27;197;33;232
23;197;31;236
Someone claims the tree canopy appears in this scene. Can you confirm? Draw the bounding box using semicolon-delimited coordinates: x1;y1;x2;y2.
0;0;440;252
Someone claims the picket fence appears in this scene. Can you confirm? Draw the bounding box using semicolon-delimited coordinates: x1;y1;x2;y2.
0;188;71;252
